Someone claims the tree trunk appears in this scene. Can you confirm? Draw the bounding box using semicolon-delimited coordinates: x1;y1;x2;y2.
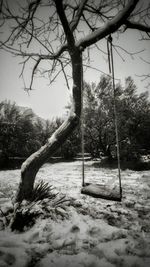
15;49;82;202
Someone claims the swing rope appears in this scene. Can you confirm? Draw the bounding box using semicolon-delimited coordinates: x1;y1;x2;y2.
107;35;122;199
81;36;122;200
81;57;85;187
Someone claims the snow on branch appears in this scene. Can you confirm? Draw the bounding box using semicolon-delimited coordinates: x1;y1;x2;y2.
76;0;140;49
125;20;150;33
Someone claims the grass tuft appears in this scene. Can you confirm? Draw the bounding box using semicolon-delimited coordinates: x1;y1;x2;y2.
29;180;58;202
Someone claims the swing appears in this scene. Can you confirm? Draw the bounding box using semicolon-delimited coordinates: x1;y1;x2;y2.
81;35;122;201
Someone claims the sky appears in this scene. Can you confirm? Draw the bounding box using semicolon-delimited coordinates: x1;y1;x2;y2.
0;1;150;120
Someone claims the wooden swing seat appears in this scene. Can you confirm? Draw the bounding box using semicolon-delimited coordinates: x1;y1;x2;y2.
81;183;121;201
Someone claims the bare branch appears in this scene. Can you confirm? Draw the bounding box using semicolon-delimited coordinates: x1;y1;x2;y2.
77;0;139;49
59;59;70;90
139;56;150;65
70;0;88;31
0;40;68;60
112;44;125;62
19;56;30;78
125;20;150;33
83;64;121;82
113;44;145;59
82;12;96;31
29;57;42;90
54;0;75;50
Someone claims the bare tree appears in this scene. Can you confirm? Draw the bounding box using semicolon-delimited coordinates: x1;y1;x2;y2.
0;0;150;202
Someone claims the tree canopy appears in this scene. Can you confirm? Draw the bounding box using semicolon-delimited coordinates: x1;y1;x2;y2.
83;75;150;160
0;0;150;90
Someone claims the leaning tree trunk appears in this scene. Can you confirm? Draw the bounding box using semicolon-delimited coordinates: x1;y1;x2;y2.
15;49;83;202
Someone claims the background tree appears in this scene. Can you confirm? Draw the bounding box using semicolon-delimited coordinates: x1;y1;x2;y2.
0;100;43;162
15;110;42;157
83;75;150;160
60;126;81;159
0;101;80;164
0;100;21;160
117;77;150;160
84;77;116;158
0;0;150;202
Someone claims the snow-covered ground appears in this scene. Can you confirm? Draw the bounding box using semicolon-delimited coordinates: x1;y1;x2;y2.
0;160;150;267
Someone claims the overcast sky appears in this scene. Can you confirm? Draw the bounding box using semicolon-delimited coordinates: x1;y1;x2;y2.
0;2;150;120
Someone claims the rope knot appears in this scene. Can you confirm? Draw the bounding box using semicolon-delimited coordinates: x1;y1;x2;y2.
107;34;113;43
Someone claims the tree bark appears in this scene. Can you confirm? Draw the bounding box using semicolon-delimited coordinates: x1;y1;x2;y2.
16;49;83;202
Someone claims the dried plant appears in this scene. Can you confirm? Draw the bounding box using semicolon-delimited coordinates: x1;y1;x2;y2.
29;180;58;202
7;180;70;231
